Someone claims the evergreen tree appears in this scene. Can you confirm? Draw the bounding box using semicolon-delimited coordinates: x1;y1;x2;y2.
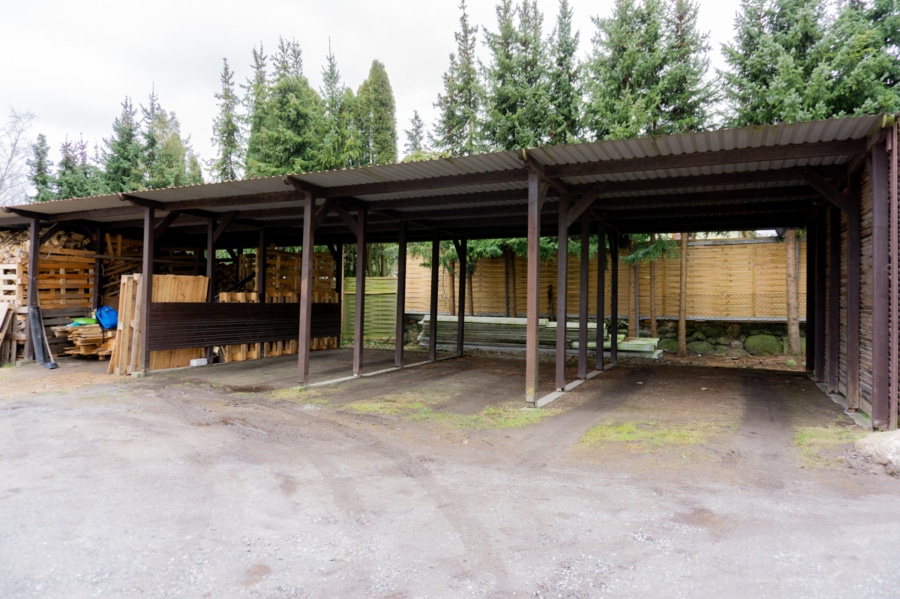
27;133;55;202
484;0;553;150
102;97;144;192
658;0;713;133
721;0;829;125
356;60;397;165
403;110;428;158
244;44;270;173
547;0;582;144
317;45;360;170
210;58;243;181
584;0;668;140
246;39;323;176
141;88;162;184
56;136;108;199
432;1;485;156
146;107;201;188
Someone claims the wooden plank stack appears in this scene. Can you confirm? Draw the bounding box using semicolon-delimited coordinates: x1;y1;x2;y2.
107;274;208;375
64;324;116;359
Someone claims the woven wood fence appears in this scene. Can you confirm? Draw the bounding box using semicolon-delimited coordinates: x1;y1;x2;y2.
403;238;807;322
342;277;398;340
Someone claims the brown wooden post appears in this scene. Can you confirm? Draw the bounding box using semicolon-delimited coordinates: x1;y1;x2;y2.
847;172;862;410
815;211;827;382
555;194;569;391
205;217;215;362
596;222;606;371
140;207;155;375
805;222;816;373
24;218;40;361
610;232;619;364
871;142;890;429
455;238;466;357
429;230;439;361
577;217;589;379
352;207;367;376
395;220;408;367
828;205;841;392
890;123;899;431
298;192;315;386
525;169;543;405
256;228;267;303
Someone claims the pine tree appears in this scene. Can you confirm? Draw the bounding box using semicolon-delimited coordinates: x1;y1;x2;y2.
210;58;243;182
317;45;360;170
432;1;485;156
356;60;397;165
27;133;55;202
547;0;582;144
103;97;144;192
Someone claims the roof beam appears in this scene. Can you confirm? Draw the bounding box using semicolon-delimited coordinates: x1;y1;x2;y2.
283;174;326;198
567;182;606;228
120;193;164;210
2;207;49;221
154;212;181;240
212;211;238;243
799;166;850;213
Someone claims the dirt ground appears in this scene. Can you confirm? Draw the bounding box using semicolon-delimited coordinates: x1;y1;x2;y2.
1;351;898;598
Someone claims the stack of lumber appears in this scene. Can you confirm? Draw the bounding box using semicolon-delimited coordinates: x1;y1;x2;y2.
418;316;599;350
219;291;262;362
64;324;116;359
108;274;208;375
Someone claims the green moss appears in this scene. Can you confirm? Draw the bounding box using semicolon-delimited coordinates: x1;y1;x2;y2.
793;425;866;467
343;395;559;429
580;420;718;449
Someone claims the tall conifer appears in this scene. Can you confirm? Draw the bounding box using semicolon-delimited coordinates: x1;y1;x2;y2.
28;133;55;202
211;58;243;181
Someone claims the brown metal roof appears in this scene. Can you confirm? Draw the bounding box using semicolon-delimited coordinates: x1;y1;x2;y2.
1;114;890;244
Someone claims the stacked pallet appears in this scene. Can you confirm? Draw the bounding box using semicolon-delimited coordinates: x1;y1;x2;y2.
108;274;208;375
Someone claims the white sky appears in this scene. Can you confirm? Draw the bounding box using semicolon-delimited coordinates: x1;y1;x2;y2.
1;0;743;175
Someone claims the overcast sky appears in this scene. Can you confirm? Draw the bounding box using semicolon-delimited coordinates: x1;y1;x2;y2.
1;0;743;174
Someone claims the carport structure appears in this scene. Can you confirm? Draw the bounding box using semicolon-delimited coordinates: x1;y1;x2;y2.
2;114;898;429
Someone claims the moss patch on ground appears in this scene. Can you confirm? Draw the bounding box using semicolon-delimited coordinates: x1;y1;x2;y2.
343;393;559;430
580;420;727;450
793;425;867;467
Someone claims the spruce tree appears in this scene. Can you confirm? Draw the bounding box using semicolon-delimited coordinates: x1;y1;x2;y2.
244;44;269;173
404;110;427;157
103;97;144;192
56;136;108;199
584;0;668;140
246;39;324;176
484;0;553;150
141;88;162;185
28;133;55;202
432;0;485;156
211;58;243;181
658;0;713;133
356;60;397;165
146;107;200;188
317;45;360;170
547;0;582;144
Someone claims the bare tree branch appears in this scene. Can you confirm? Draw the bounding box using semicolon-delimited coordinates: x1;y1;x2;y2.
0;108;35;206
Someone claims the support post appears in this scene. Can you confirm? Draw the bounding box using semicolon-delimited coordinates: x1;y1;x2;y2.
556;194;569;391
455;238;467;357
525;169;543;405
395;220;408;367
577;217;589;379
205;217;215;362
352;207;367;376
257;228;267;303
610;232;619;364
596;222;606;371
806;221;816;373
140;207;155;375
93;227;103;310
815;211;827;382
891;124;899;431
828;205;841;392
429;230;439;361
847;172;862;410
298;192;315;386
871;142;890;429
24;218;40;361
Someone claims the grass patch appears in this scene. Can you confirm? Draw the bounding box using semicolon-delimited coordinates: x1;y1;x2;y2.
343;395;559;430
580;420;716;449
793;425;867;467
268;386;327;404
